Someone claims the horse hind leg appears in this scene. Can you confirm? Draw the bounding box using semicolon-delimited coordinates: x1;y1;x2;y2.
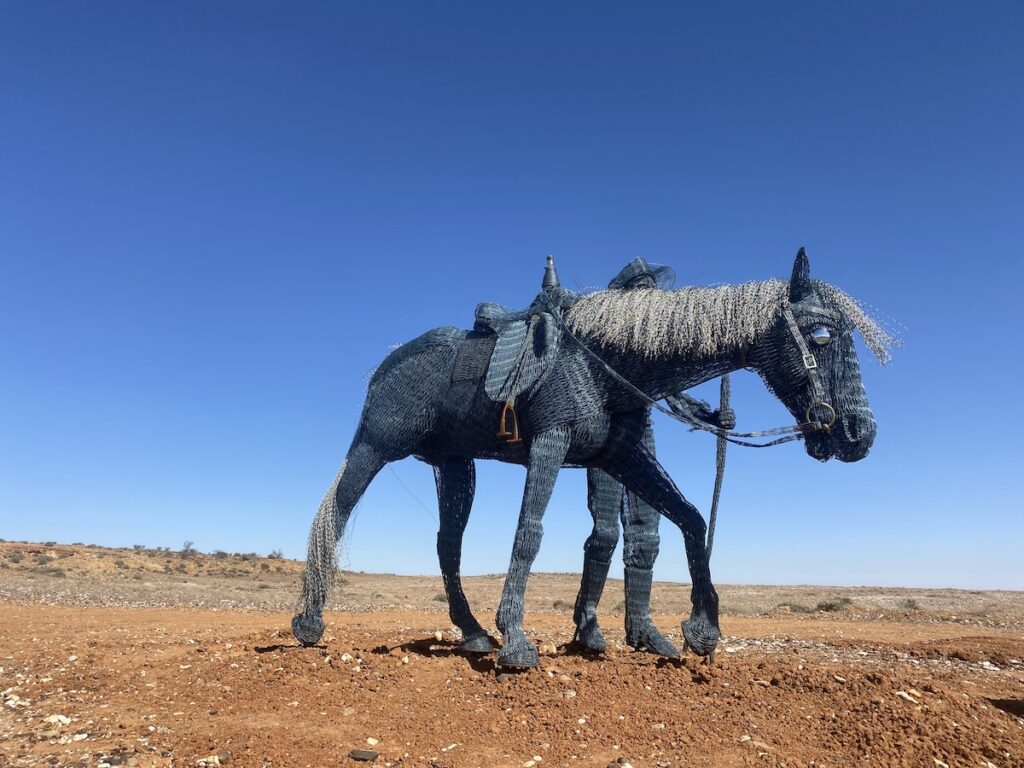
434;458;497;653
292;441;386;646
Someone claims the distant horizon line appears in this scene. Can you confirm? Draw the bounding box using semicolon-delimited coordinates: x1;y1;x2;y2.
1;539;1019;594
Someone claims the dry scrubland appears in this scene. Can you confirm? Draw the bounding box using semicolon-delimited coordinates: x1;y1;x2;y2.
1;541;1022;768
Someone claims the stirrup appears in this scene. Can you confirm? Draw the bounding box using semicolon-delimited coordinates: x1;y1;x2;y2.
497;401;522;444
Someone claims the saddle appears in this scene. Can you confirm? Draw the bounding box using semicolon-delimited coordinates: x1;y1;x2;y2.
479;304;560;404
460;257;568;443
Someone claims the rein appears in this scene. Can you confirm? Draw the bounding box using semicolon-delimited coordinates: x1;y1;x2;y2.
546;297;831;448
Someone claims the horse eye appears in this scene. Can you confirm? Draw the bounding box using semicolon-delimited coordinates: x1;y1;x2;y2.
809;326;832;346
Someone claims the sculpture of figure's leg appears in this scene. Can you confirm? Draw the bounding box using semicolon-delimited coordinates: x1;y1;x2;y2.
434;458;497;653
600;442;720;658
620;419;680;657
572;468;621;653
293;441;386;645
496;427;572;668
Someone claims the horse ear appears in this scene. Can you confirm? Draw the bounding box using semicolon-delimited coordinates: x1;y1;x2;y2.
789;247;812;302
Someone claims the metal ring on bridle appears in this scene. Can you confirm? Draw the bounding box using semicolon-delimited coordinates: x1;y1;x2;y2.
804;401;837;432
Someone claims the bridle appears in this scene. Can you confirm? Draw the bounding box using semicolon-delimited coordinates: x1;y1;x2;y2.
545;295;837;448
780;305;838;434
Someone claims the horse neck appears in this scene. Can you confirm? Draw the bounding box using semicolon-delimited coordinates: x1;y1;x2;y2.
596;344;745;404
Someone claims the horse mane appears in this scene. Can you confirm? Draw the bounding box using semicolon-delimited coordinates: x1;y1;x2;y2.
564;279;896;364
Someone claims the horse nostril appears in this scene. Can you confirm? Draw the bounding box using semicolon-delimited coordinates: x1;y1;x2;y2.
842;414;861;442
842;409;876;444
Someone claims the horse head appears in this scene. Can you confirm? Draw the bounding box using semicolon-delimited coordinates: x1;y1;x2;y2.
750;248;885;463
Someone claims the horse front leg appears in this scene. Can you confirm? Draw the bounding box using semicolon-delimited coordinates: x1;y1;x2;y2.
434;458;497;653
495;426;572;668
601;444;720;659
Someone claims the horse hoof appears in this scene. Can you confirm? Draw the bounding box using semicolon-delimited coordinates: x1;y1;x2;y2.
681;616;720;658
291;613;325;646
627;623;680;659
574;622;607;654
460;633;498;654
497;640;539;668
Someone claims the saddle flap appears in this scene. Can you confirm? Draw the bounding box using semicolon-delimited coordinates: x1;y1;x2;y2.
485;312;560;402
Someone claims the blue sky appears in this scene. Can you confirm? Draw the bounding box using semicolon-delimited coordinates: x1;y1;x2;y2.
2;3;1021;589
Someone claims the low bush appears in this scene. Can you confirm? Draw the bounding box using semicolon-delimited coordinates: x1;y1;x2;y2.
816;597;853;612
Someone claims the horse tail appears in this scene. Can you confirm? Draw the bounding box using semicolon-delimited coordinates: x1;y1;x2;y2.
292;440;385;645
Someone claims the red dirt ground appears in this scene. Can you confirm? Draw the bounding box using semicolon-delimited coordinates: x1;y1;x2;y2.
1;544;1022;768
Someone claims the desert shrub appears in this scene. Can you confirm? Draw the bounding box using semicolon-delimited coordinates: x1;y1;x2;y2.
267;549;283;560
43;541;57;547
552;598;572;611
433;592;448;603
180;541;195;558
132;573;143;581
898;597;920;611
257;583;272;590
6;551;24;564
176;563;186;573
816;597;853;612
114;559;127;569
133;544;145;551
778;602;814;613
35;553;55;566
214;550;229;560
32;565;66;577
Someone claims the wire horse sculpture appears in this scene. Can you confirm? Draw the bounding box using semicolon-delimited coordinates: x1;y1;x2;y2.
293;249;894;668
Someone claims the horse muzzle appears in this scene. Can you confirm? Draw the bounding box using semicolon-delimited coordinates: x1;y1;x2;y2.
804;405;876;462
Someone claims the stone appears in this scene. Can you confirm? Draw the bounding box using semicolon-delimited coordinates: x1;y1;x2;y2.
349;749;378;762
366;737;380;746
895;690;919;704
433;631;444;642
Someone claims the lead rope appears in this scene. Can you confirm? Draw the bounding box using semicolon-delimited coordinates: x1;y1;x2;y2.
706;373;729;560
